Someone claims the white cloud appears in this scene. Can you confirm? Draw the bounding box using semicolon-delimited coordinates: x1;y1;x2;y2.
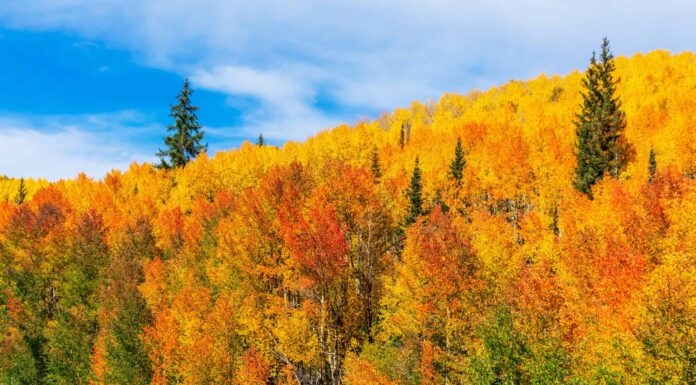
0;111;158;180
192;65;338;140
1;0;695;144
193;66;310;103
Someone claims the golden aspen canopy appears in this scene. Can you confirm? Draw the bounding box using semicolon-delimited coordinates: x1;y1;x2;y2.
0;50;695;385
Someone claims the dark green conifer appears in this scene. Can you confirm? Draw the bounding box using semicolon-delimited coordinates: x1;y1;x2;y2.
156;79;207;169
15;178;27;204
449;137;465;183
404;157;423;226
573;38;632;198
648;147;657;182
550;202;560;236
370;147;382;181
431;189;449;213
399;125;405;150
258;133;264;147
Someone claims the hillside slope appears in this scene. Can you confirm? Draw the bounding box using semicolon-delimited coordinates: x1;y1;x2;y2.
0;50;694;384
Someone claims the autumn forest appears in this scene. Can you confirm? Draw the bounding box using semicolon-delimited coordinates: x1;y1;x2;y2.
0;43;694;384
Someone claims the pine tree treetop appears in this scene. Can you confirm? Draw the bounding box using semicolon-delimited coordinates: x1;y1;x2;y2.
157;78;207;169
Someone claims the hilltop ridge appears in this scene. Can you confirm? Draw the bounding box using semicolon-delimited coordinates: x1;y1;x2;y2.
5;50;696;204
0;49;694;384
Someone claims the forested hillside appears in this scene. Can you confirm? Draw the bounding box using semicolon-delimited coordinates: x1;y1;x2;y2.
1;49;695;384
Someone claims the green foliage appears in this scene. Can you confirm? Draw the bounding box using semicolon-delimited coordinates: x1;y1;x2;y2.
637;254;695;384
1;203;67;382
404;157;423;226
44;212;108;385
157;79;207;169
522;341;571;385
449;137;465;183
104;296;153;385
430;189;449;213
399;125;405;150
371;147;382;181
257;133;264;147
359;342;420;384
45;311;97;385
549;86;564;103
573;38;633;198
0;346;38;385
15;178;27;205
0;285;40;385
473;307;528;384
101;221;155;385
648;147;657;182
0;48;694;385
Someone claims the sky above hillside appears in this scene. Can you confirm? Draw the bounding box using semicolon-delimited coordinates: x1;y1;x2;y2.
0;0;695;180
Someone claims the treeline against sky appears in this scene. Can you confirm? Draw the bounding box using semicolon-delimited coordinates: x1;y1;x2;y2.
0;49;695;384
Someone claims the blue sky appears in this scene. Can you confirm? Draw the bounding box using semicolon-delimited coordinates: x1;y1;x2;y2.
0;1;694;180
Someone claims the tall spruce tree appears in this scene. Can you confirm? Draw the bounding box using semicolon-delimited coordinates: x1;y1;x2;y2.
573;38;632;198
648;147;657;182
399;125;405;150
404;157;423;226
15;178;27;204
449;137;465;183
258;133;264;147
370;147;382;181
156;79;207;169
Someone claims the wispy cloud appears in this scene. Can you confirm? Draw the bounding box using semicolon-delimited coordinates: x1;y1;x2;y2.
192;65;338;140
0;111;159;180
1;0;695;150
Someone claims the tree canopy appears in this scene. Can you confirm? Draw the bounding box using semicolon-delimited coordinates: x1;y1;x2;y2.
1;49;695;385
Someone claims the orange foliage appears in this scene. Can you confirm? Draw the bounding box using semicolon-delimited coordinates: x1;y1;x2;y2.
344;354;399;385
1;50;694;384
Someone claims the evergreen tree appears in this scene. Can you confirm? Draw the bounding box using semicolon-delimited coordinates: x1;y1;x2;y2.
258;133;264;147
597;38;633;178
370;147;382;181
156;79;207;169
573;99;605;197
399;125;405;149
449;137;465;183
573;38;632;198
648;147;657;182
550;201;560;236
431;189;449;213
15;178;27;204
404;157;423;226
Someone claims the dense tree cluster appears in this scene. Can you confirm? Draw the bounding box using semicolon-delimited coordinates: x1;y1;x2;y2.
0;47;695;384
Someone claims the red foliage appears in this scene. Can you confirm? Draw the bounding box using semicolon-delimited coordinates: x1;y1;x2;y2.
281;188;349;287
236;348;271;385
